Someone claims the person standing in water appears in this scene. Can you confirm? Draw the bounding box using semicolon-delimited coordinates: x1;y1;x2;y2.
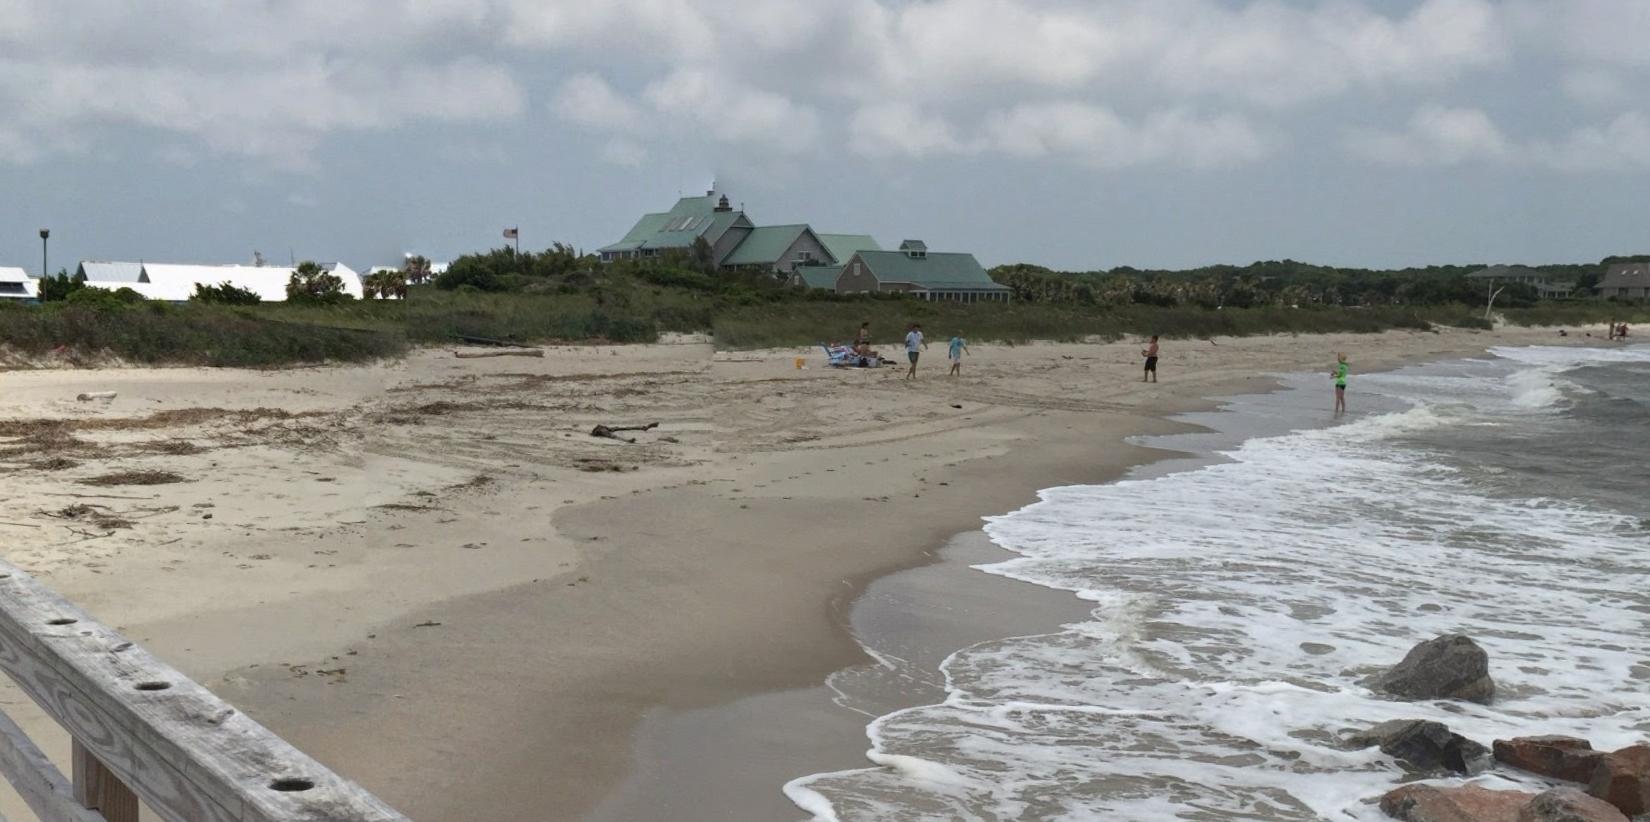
1141;335;1159;383
948;332;969;376
1331;352;1349;415
905;323;927;380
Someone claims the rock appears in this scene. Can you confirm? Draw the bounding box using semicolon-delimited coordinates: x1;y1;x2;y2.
1588;744;1650;817
1517;787;1628;822
1494;736;1602;783
1349;719;1433;749
1350;720;1492;775
1385;722;1494;776
1369;634;1495;704
1380;784;1534;822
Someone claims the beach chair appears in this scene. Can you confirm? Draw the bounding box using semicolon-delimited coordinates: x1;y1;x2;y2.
822;343;854;367
822;343;880;368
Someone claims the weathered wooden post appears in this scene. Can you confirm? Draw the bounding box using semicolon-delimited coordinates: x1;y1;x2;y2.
0;560;410;821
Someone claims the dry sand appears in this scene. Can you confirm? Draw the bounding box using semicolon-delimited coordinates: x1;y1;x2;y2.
0;325;1581;820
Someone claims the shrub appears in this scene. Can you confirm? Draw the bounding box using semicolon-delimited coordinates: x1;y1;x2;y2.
191;281;263;305
435;257;506;292
286;261;352;304
64;287;141;310
37;270;86;302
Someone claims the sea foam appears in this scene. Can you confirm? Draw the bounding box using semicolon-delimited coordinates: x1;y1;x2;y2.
788;345;1650;821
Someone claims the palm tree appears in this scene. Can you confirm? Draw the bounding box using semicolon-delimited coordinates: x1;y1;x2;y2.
404;255;432;285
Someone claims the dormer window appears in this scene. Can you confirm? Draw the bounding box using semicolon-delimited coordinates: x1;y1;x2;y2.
899;239;928;259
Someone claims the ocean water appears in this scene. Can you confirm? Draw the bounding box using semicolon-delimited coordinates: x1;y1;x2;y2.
787;344;1650;821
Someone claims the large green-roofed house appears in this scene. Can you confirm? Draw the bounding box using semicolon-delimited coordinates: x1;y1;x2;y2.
835;241;1012;302
598;192;1005;302
598;190;755;267
598;190;884;276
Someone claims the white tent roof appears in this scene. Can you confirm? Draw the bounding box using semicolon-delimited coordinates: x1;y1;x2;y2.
0;267;37;300
77;261;146;282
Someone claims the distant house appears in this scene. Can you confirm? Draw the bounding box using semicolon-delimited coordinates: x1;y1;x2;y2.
834;241;1012;302
78;261;366;302
599;191;755;266
1596;263;1650;300
720;225;835;274
1466;265;1574;300
816;234;880;264
600;190;886;278
0;267;36;301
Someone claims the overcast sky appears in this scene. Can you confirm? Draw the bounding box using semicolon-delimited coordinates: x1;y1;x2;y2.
2;0;1648;273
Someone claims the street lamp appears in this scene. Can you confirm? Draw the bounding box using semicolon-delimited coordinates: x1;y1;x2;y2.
38;228;49;279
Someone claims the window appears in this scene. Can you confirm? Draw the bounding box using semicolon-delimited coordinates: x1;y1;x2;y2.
796;251;814;262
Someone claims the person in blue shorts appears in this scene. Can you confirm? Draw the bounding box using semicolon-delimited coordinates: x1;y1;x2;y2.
947;333;969;376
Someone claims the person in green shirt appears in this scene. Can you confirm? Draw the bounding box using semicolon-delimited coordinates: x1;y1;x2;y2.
947;333;969;376
1331;352;1349;415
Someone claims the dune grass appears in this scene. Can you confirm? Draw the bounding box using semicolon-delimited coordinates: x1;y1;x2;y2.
0;301;406;367
4;285;1645;368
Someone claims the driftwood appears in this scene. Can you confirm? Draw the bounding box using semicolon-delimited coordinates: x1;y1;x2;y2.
453;333;530;348
590;422;660;444
453;349;544;359
76;392;118;402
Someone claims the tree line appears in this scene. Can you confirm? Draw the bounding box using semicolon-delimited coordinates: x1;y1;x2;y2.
986;256;1643;309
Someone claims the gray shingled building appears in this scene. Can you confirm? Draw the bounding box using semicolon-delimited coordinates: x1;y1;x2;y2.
1597;262;1650;299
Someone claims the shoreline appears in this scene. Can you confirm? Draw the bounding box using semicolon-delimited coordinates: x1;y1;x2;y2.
0;327;1588;821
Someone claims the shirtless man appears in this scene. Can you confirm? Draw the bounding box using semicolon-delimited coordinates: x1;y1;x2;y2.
1141;335;1159;383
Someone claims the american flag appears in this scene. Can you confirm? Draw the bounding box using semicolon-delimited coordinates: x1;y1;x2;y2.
502;227;518;239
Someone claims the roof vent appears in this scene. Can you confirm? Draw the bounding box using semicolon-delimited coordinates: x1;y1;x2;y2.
715;194;732;213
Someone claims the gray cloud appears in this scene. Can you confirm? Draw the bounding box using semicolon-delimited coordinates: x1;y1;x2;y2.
4;0;1650;272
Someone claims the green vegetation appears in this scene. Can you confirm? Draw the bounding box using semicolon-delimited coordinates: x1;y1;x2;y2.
256;286;695;344
990;259;1552;309
285;261;352;305
0;300;404;367
3;246;1647;367
191;282;263;305
714;302;1474;349
36;269;86;302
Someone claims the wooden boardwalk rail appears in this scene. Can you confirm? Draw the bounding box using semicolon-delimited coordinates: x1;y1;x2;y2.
0;559;409;821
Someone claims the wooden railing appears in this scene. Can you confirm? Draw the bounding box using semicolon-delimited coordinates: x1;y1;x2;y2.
0;559;409;821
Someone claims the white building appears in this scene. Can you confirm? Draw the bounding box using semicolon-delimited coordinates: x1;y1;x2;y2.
0;267;37;301
77;261;366;302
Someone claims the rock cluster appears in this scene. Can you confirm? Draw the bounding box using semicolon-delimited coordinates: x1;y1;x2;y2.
1357;637;1648;821
1380;783;1628;822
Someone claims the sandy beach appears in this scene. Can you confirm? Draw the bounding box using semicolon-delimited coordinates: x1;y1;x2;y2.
0;325;1581;820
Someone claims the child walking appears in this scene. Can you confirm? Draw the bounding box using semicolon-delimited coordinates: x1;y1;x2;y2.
948;333;969;376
